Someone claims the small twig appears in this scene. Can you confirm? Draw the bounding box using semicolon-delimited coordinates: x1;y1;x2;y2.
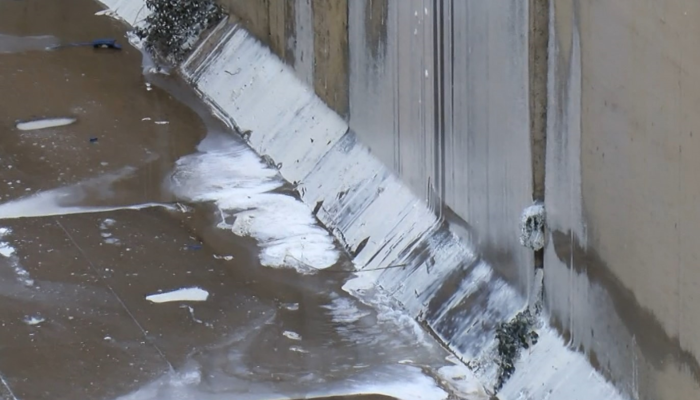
324;263;410;274
283;250;410;274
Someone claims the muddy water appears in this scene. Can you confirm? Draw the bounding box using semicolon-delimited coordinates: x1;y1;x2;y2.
0;1;475;400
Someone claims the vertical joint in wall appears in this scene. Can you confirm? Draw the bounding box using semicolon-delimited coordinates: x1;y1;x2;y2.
529;0;550;270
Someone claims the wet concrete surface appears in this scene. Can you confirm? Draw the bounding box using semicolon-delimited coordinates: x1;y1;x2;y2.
0;1;466;400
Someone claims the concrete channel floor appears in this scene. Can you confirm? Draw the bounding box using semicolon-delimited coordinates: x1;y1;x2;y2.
0;1;477;400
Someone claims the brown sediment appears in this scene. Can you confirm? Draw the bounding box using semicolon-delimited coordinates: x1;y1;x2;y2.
311;0;349;117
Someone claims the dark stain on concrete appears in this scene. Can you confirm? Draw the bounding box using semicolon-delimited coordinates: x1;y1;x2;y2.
364;0;389;62
551;229;700;386
529;0;549;203
443;206;527;293
311;0;349;117
282;0;296;66
268;0;296;65
218;0;271;45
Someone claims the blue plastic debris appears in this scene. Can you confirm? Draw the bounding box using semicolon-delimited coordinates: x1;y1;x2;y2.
48;38;122;51
89;137;98;143
91;39;122;50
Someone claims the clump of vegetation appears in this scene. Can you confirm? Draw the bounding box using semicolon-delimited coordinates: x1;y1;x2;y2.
494;309;539;391
135;0;225;63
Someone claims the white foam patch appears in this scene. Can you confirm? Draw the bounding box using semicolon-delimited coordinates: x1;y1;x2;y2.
16;117;76;131
0;242;14;258
23;316;45;326
168;134;339;273
146;287;209;303
323;297;371;324
282;331;301;341
11;263;34;287
100;219;117;229
0;228;33;286
519;203;546;251
289;345;308;354
438;365;489;399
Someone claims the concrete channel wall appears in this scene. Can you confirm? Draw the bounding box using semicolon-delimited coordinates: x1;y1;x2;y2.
545;1;700;399
216;1;700;398
104;0;699;398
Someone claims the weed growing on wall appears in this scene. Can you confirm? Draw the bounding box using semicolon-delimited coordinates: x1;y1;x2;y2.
494;309;539;391
135;0;224;64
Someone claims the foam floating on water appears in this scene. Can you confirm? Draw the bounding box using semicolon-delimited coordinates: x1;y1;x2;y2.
23;316;45;326
16;117;77;131
145;287;209;303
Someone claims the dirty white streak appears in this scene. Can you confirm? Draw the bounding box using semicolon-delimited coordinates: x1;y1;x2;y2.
16;117;76;131
0;190;178;219
146;287;209;303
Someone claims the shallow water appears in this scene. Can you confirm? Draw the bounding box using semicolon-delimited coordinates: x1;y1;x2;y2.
0;33;58;53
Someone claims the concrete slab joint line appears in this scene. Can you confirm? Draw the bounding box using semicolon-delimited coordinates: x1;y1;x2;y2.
97;0;629;399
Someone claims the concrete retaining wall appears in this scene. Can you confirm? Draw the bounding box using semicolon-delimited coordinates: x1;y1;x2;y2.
545;1;700;399
217;1;700;399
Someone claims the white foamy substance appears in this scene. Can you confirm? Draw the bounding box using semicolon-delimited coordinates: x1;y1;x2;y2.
16;117;76;131
323;297;371;324
0;228;34;286
23;315;45;326
438;365;489;399
169;133;339;273
146;287;209;303
0;241;14;258
282;331;301;341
